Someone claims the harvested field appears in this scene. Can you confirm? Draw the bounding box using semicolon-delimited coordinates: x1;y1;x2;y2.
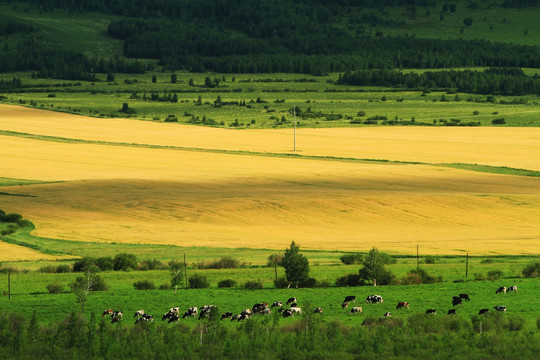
2;131;540;255
2;105;540;170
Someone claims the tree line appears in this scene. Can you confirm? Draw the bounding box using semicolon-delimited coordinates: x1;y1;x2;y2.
337;68;540;95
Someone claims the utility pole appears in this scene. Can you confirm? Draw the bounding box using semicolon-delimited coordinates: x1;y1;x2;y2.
184;253;188;289
466;253;469;278
293;105;296;152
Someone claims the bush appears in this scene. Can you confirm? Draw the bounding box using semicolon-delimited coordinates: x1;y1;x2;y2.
113;253;138;271
56;264;71;273
139;259;165;271
72;257;96;272
159;283;170;290
340;253;363;265
402;268;441;285
46;282;63;294
487;270;503;280
95;257;114;271
189;274;210;289
299;277;319;288
522;261;540;277
474;272;486;281
424;256;437;264
491;118;506;125
244;280;263;290
218;279;237;288
92;275;109;291
274;276;289;288
133;280;155;290
335;273;362;287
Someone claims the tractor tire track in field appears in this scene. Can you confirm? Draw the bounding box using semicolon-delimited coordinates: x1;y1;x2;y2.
2;129;539;178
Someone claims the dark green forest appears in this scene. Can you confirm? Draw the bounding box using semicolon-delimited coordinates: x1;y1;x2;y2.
1;0;540;81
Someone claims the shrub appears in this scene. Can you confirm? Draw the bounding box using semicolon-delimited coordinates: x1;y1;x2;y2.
244;280;263;290
522;261;540;277
402;268;441;284
113;253;138;271
274;276;289;289
139;259;165;271
39;265;58;273
335;273;362;287
72;257;96;272
299;277;319;288
474;272;486;281
218;279;237;288
133;280;155;290
340;253;363;265
159;283;170;290
56;264;71;273
91;275;109;291
491;118;506;125
424;256;437;264
189;274;210;289
95;257;114;271
46;282;63;294
487;270;503;280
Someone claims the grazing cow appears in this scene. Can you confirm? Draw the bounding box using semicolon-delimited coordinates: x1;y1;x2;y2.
198;305;216;320
102;309;113;317
365;295;384;304
134;310;145;318
135;313;154;324
271;301;283;308
167;314;180;323
286;297;297;305
425;309;436;315
459;293;470;301
182;307;198;319
314;307;323;314
341;302;349;309
344;295;356;303
169;307;180;315
221;312;233;320
494;306;507;312
240;309;252;317
231;315;242;321
349;307;362;314
111;311;123;324
261;308;271;315
508;286;517;293
289;307;302;315
384;312;391;317
447;309;457;315
495;286;507;294
282;309;294;318
252;303;269;314
396;302;409;310
452;296;463;307
478;309;489;315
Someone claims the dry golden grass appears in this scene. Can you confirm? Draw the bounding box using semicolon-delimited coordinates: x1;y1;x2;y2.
2;132;540;256
0;241;69;261
1;105;540;170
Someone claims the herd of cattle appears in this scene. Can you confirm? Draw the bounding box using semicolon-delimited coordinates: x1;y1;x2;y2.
100;285;517;324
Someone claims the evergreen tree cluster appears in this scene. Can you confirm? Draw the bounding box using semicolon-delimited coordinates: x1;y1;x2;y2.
338;68;540;95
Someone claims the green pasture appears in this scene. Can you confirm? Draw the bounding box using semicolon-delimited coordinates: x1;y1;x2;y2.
2;70;540;128
0;269;538;328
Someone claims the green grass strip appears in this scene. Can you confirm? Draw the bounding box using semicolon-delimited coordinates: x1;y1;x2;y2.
2;129;540;177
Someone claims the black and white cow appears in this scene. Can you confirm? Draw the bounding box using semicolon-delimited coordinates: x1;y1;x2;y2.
383;312;391;317
459;293;470;301
271;301;283;308
134;310;145;318
452;296;463;307
282;309;294;318
508;286;518;293
220;312;233;320
135;313;154;324
425;309;436;315
289;307;302;315
344;295;356;303
494;306;507;312
365;295;384;304
286;297;297;305
182;307;198;319
341;302;349;309
111;311;123;323
447;309;457;315
314;307;323;314
198;305;216;320
252;303;269;314
478;308;489;315
349;307;362;314
102;309;114;317
495;286;507;294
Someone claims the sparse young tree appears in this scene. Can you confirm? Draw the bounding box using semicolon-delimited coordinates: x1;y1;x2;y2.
169;260;185;294
69;267;98;310
281;241;310;287
358;247;389;286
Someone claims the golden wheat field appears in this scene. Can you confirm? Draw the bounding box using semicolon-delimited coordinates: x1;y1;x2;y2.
1;105;540;258
2;105;540;170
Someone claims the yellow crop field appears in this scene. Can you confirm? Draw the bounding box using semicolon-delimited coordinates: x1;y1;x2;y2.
0;241;70;261
1;105;540;171
1;110;540;258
